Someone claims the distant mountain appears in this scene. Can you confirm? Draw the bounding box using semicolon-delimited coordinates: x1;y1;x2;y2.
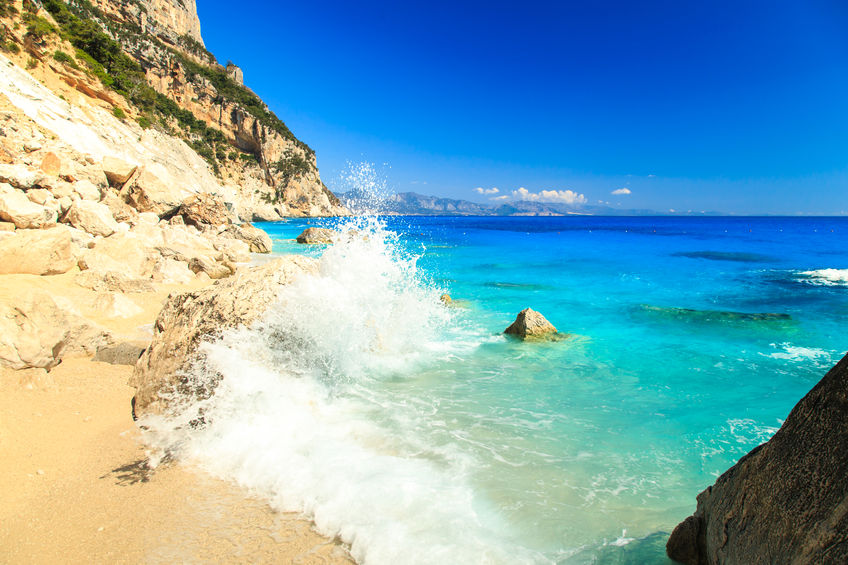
339;191;723;217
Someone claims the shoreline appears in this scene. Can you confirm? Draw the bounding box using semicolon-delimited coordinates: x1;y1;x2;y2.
0;263;354;564
0;357;354;564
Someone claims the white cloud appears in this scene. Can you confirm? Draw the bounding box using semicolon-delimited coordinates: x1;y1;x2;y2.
512;187;587;205
491;195;509;201
474;187;500;195
611;188;632;195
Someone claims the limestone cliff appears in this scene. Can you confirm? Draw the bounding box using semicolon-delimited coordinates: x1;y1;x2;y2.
93;0;204;49
1;0;345;219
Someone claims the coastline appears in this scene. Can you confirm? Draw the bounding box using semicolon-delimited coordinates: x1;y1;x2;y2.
0;347;354;565
0;267;353;565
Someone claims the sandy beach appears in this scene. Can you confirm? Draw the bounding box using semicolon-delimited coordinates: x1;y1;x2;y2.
0;273;353;564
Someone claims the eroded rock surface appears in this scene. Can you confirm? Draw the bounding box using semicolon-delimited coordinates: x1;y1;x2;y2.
296;227;335;244
131;255;318;417
667;352;848;565
504;308;559;340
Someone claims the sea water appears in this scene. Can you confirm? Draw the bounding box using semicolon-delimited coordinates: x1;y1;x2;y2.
144;211;848;564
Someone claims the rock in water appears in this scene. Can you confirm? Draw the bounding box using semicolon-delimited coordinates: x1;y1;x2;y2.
131;255;318;417
666;352;848;565
296;227;336;244
504;308;558;339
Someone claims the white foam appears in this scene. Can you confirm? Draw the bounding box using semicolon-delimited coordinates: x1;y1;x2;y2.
141;216;548;565
796;268;848;286
761;343;835;365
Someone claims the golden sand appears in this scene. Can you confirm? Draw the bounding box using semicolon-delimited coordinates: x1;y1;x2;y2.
0;271;353;564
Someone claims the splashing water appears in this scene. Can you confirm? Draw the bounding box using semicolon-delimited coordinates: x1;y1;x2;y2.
336;161;394;215
140;209;551;564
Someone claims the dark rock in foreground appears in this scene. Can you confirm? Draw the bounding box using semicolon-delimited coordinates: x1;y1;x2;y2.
667;352;848;565
504;308;559;340
296;227;335;244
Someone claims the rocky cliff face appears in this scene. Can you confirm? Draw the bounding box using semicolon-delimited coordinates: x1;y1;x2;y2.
94;0;204;49
4;0;345;219
666;352;848;565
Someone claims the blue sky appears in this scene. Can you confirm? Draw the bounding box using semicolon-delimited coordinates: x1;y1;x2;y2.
197;1;848;214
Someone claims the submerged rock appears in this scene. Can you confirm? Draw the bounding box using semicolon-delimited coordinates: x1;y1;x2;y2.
641;305;791;324
131;255;318;418
296;227;335;244
666;352;848;565
504;308;559;340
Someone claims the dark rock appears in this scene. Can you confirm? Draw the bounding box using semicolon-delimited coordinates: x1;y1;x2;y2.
296;227;335;244
504;308;559;340
93;342;148;366
667;352;848;565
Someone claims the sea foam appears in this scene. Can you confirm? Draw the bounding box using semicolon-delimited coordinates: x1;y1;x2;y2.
142;216;548;565
796;268;848;286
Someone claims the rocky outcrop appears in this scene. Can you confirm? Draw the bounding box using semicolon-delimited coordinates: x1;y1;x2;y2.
176;193;234;227
296;227;336;244
64;200;120;237
666;353;848;565
504;308;559;340
223;223;272;253
0;182;57;228
0;290;112;370
125;169;193;218
0;227;77;276
101;156;137;187
131;255;318;417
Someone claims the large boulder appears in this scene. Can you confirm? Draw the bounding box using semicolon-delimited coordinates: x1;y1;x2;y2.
0;182;57;229
101;156;137;187
131;255;318;417
78;233;157;279
504;308;559;340
666;353;848;565
188;255;234;280
177;193;234;227
296;227;336;244
0;227;77;275
64;200;119;237
125;169;192;217
0;164;41;189
0;290;112;370
223;223;273;253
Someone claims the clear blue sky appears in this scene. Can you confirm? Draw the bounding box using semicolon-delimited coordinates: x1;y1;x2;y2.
197;1;848;214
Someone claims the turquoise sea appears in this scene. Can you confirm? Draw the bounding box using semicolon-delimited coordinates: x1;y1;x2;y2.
149;214;848;564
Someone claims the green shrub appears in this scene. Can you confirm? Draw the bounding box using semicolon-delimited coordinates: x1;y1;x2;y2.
112;107;126;119
53;49;79;69
26;58;37;69
0;0;19;18
137;116;151;129
228;151;238;161
23;14;55;40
